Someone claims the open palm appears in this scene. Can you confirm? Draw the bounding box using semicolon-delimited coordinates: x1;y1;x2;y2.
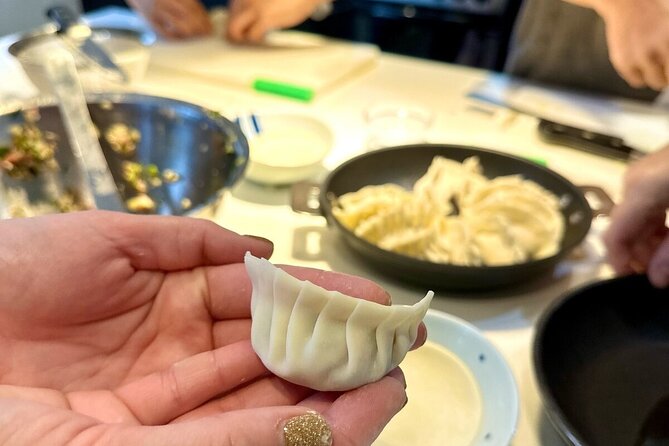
0;211;414;445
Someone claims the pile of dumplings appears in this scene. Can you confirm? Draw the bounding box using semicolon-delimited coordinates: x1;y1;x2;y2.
332;156;565;266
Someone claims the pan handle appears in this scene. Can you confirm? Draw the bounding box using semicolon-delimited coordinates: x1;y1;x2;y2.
579;185;615;218
291;181;323;215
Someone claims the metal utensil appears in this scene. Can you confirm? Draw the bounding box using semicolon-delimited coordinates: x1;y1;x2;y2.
46;5;128;83
538;118;645;162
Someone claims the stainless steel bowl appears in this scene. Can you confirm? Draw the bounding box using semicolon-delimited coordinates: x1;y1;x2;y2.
0;92;248;216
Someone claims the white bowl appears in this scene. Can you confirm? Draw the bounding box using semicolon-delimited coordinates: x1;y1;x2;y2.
375;309;519;446
244;113;333;186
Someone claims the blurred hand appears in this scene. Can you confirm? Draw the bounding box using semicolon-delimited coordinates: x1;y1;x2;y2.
595;0;669;91
127;0;212;39
0;211;423;445
226;0;323;43
603;146;669;287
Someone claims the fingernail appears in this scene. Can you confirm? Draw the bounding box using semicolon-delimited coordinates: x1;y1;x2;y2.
244;234;273;248
283;411;332;446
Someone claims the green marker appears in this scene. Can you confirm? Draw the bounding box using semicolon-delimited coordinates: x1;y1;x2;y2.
253;79;314;102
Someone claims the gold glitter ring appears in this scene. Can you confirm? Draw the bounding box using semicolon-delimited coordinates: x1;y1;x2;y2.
283;411;333;446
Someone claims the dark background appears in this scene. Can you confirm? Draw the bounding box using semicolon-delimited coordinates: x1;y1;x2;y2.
83;0;523;71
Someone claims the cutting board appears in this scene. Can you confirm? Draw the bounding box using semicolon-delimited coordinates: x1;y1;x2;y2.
149;11;379;99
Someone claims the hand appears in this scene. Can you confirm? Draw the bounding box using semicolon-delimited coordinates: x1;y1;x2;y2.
603;146;669;287
595;0;669;91
226;0;323;43
127;0;212;39
0;211;423;445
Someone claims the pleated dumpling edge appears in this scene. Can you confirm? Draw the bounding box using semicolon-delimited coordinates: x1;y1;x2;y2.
244;252;433;391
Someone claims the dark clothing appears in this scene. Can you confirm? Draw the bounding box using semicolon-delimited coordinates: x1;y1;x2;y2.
505;0;659;101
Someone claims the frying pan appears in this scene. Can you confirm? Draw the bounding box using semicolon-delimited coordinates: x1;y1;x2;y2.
533;274;669;446
0;92;248;216
294;144;610;291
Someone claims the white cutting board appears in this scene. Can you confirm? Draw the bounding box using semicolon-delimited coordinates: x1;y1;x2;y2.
149;11;379;98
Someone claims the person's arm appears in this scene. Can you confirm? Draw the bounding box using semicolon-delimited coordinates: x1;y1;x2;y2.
562;0;669;91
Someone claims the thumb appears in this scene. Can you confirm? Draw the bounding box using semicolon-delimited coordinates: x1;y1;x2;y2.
109;407;330;446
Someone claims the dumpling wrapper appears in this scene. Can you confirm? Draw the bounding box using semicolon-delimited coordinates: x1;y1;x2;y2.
245;253;433;391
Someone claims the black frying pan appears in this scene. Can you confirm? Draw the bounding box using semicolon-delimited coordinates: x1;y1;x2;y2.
315;144;607;291
533;274;669;446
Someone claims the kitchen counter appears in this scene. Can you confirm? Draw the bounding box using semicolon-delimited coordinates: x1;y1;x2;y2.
1;10;634;444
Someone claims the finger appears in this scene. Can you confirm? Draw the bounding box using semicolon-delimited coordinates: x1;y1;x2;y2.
226;8;257;42
638;51;668;91
412;323;427;350
609;47;646;88
114;340;268;425
108;406;323;446
153;9;193;38
648;234;669;288
245;19;272;44
603;203;649;273
628;227;667;272
174;375;312;421
299;367;405;413
81;211;274;270
205;263;392;320
159;0;211;35
605;204;667;275
299;391;340;413
323;368;407;445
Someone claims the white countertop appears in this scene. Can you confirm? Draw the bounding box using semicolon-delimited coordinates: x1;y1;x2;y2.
1;11;634;445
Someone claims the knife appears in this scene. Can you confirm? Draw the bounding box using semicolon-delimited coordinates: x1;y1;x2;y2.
537;118;645;162
46;5;128;83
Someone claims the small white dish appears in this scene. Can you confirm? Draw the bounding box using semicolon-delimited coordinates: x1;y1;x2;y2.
374;309;519;446
244;113;333;186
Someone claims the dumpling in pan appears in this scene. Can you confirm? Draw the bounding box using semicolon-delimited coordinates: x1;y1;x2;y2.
244;252;433;391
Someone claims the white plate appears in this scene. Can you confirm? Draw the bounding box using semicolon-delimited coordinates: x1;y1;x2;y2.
374;309;518;446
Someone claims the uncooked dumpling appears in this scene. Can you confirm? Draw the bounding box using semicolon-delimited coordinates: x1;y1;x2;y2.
244;252;433;391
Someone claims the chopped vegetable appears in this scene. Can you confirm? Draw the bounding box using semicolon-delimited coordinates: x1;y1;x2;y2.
0;112;58;179
126;193;156;213
105;123;141;156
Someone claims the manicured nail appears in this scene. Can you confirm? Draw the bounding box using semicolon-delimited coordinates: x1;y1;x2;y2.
283;411;332;446
244;234;273;248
